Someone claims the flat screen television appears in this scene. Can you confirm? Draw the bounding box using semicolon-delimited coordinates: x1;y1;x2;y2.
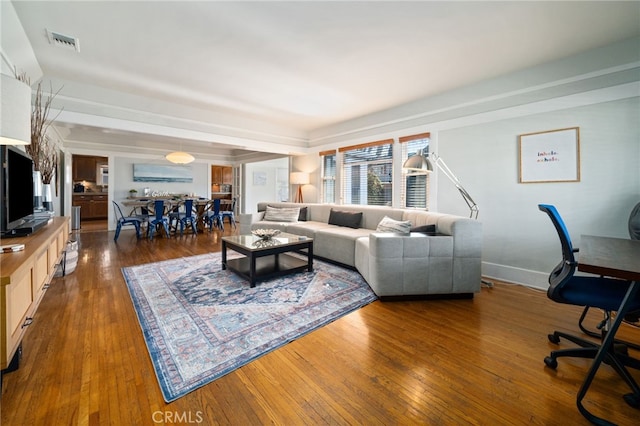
1;145;35;233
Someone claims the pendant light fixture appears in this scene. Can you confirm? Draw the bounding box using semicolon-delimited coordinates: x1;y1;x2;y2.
165;150;195;164
166;141;194;164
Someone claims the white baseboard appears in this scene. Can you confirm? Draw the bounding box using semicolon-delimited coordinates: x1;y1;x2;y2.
482;262;548;291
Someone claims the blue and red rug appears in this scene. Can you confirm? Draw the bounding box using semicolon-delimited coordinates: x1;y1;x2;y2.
122;252;377;402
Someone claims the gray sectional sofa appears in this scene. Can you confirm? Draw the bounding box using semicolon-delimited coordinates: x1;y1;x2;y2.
239;202;482;299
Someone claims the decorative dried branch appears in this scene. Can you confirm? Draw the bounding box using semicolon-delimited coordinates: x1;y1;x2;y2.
14;69;63;185
26;80;63;172
38;135;59;184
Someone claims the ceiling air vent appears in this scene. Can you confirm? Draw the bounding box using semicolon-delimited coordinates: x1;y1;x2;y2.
47;30;80;52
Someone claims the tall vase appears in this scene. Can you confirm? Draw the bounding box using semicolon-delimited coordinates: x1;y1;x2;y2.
33;170;43;210
42;183;53;212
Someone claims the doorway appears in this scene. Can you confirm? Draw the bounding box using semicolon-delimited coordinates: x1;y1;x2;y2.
72;155;108;231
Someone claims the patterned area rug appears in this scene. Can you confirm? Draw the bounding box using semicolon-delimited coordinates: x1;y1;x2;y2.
122;252;377;402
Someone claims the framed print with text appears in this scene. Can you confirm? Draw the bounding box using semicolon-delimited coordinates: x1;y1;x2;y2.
519;127;580;183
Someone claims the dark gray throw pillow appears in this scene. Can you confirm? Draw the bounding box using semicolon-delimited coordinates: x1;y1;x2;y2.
298;206;308;222
328;209;363;229
410;224;437;235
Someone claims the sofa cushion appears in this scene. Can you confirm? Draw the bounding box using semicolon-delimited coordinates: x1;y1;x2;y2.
286;221;333;238
314;227;373;267
376;216;411;235
328;209;363;229
264;206;300;222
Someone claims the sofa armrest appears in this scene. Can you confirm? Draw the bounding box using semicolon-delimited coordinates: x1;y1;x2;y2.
366;233;455;295
238;212;265;234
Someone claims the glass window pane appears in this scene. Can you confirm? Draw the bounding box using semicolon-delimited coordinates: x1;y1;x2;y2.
401;137;430;209
321;153;336;203
341;143;392;206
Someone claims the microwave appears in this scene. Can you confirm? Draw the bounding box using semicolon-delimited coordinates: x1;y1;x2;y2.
98;165;108;185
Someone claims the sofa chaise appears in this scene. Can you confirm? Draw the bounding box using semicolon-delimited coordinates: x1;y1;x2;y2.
239;202;482;299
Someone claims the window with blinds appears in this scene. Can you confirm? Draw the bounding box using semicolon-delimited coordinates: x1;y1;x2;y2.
400;133;430;209
339;140;393;206
320;150;336;203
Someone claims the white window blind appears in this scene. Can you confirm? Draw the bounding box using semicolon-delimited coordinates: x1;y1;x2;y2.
339;139;393;206
320;150;336;204
400;133;430;209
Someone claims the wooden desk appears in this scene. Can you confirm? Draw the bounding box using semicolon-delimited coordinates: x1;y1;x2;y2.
579;235;640;281
576;235;640;424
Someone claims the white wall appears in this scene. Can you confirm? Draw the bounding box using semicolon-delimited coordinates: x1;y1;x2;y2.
243;157;289;214
438;97;639;288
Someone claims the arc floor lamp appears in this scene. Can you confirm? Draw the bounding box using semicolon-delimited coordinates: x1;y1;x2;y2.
403;149;479;219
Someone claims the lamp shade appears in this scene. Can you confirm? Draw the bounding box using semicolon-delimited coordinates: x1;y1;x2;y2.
1;74;31;145
290;172;310;185
402;152;433;173
165;151;195;164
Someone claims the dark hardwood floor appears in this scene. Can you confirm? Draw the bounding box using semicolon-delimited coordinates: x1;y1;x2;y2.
1;225;639;425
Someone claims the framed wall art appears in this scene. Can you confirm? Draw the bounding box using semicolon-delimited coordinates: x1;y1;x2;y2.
518;127;580;183
133;163;193;183
253;171;267;186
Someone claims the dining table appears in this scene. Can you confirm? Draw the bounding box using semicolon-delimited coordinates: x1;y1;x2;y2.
122;198;232;233
575;235;640;425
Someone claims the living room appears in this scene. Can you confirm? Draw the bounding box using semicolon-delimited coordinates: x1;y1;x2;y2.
1;1;639;424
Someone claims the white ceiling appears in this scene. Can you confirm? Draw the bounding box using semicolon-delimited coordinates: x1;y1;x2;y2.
8;1;640;161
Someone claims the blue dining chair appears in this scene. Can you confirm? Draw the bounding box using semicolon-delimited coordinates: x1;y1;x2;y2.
148;200;171;240
220;197;237;229
204;199;223;232
170;199;198;236
112;201;143;241
130;199;150;232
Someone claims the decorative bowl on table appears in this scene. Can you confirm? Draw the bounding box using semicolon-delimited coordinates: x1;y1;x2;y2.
251;229;281;240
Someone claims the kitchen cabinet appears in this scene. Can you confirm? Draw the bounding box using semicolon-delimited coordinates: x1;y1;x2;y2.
89;195;108;218
73;194;108;220
73;155;97;181
211;166;233;199
211;166;232;184
222;166;233;184
72;155;108;183
211;166;222;185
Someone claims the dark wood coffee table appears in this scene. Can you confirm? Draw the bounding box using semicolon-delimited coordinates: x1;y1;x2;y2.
221;232;313;287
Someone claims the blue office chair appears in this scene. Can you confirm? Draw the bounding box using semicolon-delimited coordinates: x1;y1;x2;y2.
112;201;143;241
204;199;223;232
148;200;171;240
538;204;640;415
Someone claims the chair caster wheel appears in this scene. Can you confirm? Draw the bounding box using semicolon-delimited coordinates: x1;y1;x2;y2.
623;392;640;408
548;334;560;344
544;356;558;369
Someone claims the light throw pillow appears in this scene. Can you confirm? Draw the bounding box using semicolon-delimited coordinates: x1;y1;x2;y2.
376;216;411;235
328;209;363;229
263;206;300;222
